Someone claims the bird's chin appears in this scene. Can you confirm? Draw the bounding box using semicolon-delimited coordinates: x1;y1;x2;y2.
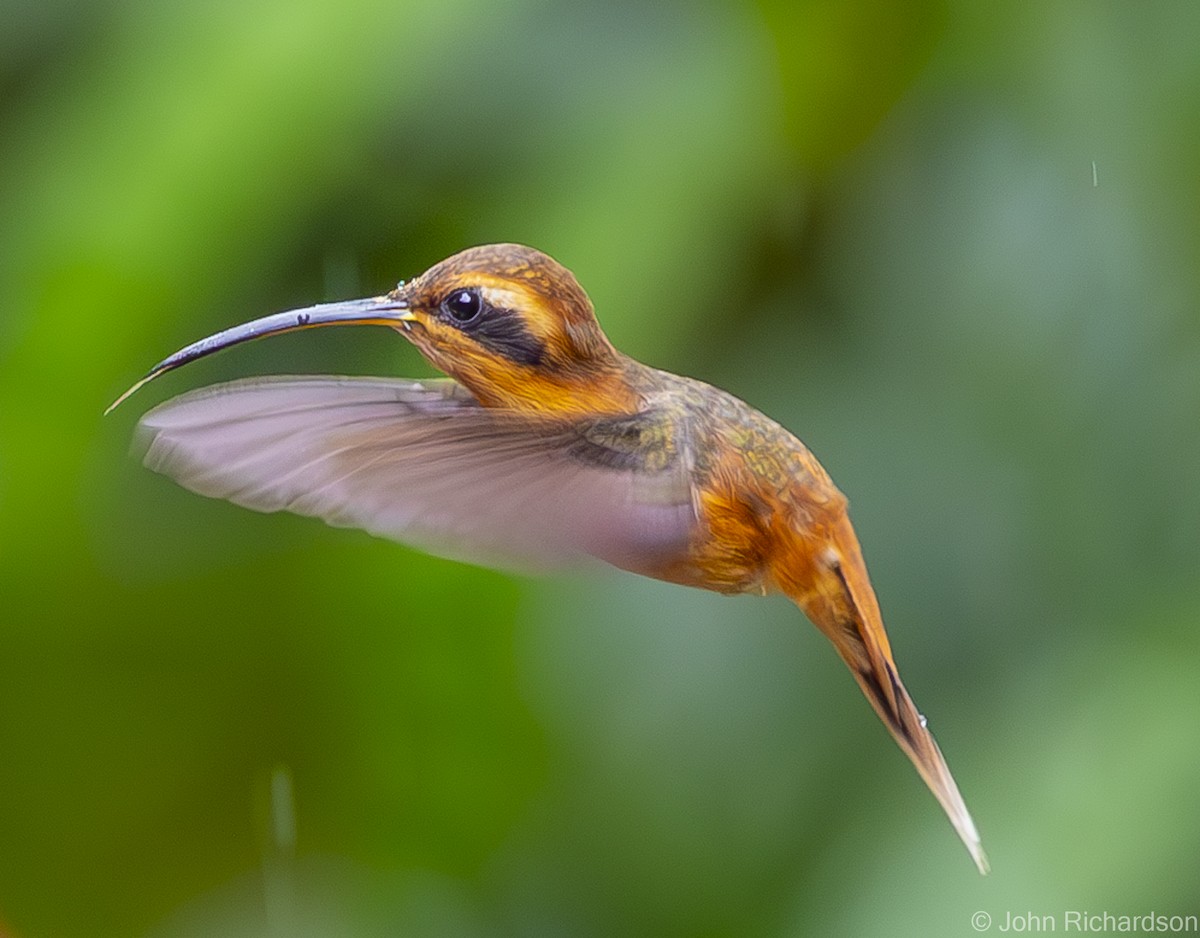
396;323;455;376
396;318;432;352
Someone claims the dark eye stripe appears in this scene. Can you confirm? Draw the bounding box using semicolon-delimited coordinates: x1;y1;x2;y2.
469;311;545;366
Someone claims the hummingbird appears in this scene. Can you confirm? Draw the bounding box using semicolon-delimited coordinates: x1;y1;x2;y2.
109;243;987;873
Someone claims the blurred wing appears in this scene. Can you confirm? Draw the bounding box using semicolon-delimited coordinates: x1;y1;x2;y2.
135;376;697;574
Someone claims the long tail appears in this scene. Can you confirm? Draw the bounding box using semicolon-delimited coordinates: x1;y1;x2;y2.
781;511;989;874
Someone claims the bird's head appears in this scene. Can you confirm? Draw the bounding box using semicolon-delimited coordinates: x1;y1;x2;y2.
394;244;624;408
108;244;634;416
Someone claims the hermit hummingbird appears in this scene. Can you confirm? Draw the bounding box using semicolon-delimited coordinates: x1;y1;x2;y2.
109;243;987;873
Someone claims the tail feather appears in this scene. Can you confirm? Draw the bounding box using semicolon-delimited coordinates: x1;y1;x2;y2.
847;642;988;875
785;513;988;874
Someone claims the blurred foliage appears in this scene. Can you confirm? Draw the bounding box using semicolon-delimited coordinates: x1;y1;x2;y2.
1;0;1198;935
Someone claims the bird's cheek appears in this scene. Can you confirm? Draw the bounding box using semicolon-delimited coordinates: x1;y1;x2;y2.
400;322;468;377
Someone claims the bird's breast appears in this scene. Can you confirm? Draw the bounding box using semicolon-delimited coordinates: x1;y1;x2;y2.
645;374;847;596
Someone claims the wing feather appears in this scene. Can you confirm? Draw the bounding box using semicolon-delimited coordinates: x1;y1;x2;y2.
136;376;696;574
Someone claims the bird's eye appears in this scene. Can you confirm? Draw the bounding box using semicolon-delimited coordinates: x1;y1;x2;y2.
442;288;483;323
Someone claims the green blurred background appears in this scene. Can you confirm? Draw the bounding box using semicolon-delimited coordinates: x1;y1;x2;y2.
2;0;1198;935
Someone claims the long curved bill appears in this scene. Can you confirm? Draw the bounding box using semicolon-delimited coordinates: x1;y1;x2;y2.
106;295;413;414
